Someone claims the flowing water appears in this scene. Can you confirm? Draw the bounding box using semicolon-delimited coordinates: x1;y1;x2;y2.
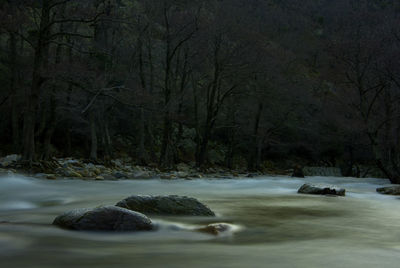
1;174;400;268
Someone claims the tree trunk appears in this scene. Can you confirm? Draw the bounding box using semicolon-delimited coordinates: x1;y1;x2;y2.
159;23;172;167
65;82;73;156
160;114;172;167
9;32;19;152
255;137;263;170
90;110;98;161
225;131;235;169
197;125;212;167
103;118;112;159
43;88;56;160
22;0;51;164
146;37;156;162
137;39;148;165
138;108;147;164
248;102;263;171
369;133;400;184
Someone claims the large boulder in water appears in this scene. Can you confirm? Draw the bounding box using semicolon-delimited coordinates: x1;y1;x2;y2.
376;186;400;195
53;206;153;231
298;183;345;196
116;195;215;216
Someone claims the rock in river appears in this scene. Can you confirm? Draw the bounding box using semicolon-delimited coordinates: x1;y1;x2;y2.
196;223;234;236
116;195;215;216
376;186;400;195
298;183;345;196
53;206;153;231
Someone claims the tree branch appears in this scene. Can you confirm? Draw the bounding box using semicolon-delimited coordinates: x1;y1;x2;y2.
46;11;105;30
81;86;126;114
48;32;93;40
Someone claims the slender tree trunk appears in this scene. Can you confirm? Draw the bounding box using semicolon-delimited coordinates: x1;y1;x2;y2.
138;108;147;164
90;110;98;161
22;0;51;164
256;138;263;169
65;82;73;156
176;50;189;149
43;93;56;160
43;11;66;160
159;5;195;167
103;118;112;159
192;76;201;165
248;102;263;171
369;132;400;184
160;115;172;167
383;90;392;166
197;124;212;167
196;37;223;168
159;19;173;167
225;131;235;169
9;32;19;152
137;39;148;164
224;99;236;169
145;37;156;162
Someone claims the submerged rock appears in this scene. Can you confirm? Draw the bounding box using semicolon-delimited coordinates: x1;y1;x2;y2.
376;186;400;195
196;223;233;236
298;183;345;196
160;174;177;180
53;206;153;231
116;195;215;216
46;174;57;180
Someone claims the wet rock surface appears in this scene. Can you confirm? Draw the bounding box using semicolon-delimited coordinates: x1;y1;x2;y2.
196;223;233;235
298;183;345;196
116;195;216;216
303;167;342;177
0;154;21;168
376;186;400;195
0;154;267;181
53;206;154;231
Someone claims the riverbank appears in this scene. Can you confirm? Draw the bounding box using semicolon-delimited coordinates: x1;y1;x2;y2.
0;155;292;181
0;154;387;181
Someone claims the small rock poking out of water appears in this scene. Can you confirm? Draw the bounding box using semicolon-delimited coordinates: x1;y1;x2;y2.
196;223;233;236
376;186;400;195
53;206;154;231
116;195;215;216
298;183;345;196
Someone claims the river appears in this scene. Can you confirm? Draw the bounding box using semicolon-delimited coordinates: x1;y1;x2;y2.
0;174;399;267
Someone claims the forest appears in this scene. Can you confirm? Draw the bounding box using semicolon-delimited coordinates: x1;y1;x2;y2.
1;0;400;183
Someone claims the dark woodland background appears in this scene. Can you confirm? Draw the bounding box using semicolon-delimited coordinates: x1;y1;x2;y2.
1;0;400;182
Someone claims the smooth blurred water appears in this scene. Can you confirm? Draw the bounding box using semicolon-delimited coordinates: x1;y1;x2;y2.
1;174;399;268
